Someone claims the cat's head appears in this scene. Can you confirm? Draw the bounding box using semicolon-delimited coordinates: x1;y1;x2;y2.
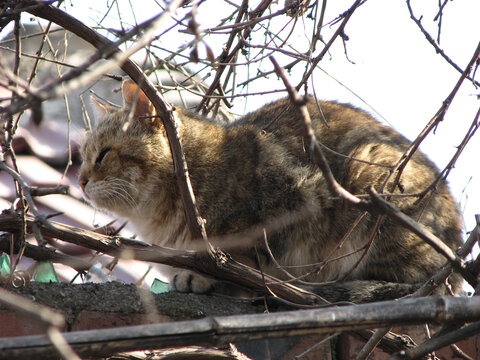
79;81;173;217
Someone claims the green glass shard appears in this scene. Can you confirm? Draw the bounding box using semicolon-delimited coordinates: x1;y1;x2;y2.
0;253;11;278
34;262;58;283
150;278;169;294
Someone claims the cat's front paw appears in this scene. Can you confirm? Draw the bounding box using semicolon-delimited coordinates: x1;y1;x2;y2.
170;270;216;293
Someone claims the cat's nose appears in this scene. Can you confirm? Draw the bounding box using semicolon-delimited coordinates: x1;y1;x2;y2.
79;177;88;190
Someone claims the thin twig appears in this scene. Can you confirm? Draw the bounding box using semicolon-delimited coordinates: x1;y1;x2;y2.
0;161;52;229
296;0;364;91
418;105;480;200
382;39;480;195
406;0;480;88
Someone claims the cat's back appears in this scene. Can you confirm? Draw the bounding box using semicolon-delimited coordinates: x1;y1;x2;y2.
237;97;439;191
236;97;462;288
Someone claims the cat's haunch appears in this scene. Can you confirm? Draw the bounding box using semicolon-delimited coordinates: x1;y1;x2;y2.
79;81;462;297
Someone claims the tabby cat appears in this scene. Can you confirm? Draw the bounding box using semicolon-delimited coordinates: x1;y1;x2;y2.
79;81;462;298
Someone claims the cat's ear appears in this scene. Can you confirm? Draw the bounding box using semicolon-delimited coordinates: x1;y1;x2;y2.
121;80;155;120
91;95;116;118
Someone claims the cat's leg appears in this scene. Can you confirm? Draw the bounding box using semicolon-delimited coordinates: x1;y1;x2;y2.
169;270;216;293
169;269;253;296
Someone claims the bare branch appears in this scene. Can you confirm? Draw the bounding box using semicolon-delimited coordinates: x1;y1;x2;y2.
419;105;480;200
295;0;364;91
0;233;92;272
0;210;324;306
367;187;473;286
0;161;51;229
384;38;480;195
390;321;480;360
406;0;480;88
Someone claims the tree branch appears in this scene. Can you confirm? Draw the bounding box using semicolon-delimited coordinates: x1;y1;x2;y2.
384;39;480;194
295;0;364;91
366;187;467;280
0;210;323;306
390;321;480;360
406;0;480;88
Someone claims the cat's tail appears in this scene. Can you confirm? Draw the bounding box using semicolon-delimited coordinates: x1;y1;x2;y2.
303;280;419;303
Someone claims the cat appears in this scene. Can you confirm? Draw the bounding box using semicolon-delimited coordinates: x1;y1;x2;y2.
79;81;463;298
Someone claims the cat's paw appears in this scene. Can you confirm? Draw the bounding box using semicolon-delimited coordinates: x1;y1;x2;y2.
169;270;216;293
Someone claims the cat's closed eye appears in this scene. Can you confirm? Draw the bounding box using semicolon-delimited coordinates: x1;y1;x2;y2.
96;147;111;165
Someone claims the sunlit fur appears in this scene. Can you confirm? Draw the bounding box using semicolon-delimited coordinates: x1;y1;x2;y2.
79;82;463;294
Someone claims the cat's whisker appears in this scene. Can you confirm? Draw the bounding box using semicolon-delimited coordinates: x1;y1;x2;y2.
106;179;138;208
90;176;139;210
107;189;136;209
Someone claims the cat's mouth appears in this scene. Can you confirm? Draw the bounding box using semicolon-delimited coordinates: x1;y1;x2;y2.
81;177;139;213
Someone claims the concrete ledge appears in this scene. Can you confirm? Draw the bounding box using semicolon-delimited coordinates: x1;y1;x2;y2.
2;282;479;359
